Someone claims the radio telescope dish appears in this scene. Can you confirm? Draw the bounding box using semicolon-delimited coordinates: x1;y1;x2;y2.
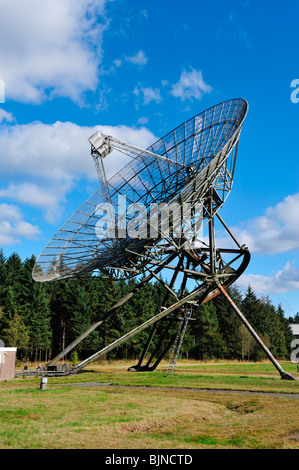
33;98;247;283
32;98;296;381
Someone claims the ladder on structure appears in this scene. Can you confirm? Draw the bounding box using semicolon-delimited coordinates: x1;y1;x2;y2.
165;304;195;376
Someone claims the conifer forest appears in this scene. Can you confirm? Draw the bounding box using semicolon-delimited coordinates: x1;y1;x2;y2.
0;250;296;365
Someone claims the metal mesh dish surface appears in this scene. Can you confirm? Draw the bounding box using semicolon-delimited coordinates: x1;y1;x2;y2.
33;98;248;282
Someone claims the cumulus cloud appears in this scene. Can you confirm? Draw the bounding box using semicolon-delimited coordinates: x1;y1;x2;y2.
0;121;157;182
217;192;299;295
125;50;148;66
0;110;14;123
237;261;299;294
0;121;95;184
0;120;157;221
113;59;122;68
0;0;109;103
170;68;212;101
232;193;299;255
133;84;162;105
138;117;149;125
0;183;66;224
0;203;40;245
0;203;23;222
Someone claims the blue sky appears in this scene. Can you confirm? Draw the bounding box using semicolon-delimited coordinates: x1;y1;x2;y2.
0;0;298;316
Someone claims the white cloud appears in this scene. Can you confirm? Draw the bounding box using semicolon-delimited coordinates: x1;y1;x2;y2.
0;120;157;220
170;68;212;101
113;59;122;68
125;50;148;66
0;203;40;245
0;203;22;222
232;193;299;255
0;0;109;104
237;261;299;294
0;121;157;182
0;183;66;224
218;192;299;295
138;117;149;125
0;121;95;184
133;84;162;105
0;109;14;123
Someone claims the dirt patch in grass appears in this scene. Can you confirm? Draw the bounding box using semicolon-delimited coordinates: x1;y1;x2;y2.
286;429;299;442
225;400;262;414
116;400;233;435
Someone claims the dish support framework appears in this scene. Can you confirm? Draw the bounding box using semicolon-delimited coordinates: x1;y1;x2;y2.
43;191;296;381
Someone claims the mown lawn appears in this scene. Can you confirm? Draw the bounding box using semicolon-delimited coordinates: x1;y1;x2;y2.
0;360;299;449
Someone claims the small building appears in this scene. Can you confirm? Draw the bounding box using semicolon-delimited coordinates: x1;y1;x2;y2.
0;347;17;381
290;324;299;340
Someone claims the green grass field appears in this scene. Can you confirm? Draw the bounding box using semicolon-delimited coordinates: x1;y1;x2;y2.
1;360;299;449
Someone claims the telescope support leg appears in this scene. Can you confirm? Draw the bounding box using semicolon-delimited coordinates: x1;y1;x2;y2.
216;282;297;381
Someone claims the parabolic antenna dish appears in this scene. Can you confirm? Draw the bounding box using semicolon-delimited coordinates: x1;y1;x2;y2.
30;98;297;381
33;98;248;283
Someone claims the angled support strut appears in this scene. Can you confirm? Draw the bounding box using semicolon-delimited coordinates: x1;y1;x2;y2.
216;281;297;381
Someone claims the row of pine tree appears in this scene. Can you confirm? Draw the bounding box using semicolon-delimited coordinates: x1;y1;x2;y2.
0;250;296;364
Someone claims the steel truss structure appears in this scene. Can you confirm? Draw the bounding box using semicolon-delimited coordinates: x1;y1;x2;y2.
32;98;296;380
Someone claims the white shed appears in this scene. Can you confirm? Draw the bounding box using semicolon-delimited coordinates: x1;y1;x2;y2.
290;324;299;340
0;347;17;381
